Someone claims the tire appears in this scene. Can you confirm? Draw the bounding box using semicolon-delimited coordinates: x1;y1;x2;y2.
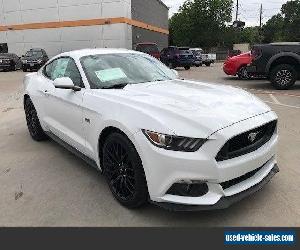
205;63;211;67
23;68;27;72
102;133;148;209
24;98;48;141
237;66;249;80
270;64;297;90
184;66;191;70
168;62;175;69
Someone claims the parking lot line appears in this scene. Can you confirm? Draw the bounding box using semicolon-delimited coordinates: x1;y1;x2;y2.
264;101;300;109
269;94;281;105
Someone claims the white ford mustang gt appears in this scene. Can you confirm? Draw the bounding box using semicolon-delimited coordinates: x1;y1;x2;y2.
23;48;279;210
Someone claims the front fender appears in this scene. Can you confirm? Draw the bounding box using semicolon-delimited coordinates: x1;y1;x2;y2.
266;52;300;73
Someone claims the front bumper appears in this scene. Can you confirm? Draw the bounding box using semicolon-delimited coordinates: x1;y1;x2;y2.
23;63;43;69
152;164;279;211
0;64;12;70
134;111;278;209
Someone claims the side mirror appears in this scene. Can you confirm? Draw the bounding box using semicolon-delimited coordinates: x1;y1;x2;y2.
172;69;179;78
53;77;81;91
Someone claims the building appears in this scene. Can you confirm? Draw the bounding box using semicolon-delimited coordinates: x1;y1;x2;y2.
0;0;169;57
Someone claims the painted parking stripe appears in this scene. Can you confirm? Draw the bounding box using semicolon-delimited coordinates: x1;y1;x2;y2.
269;94;281;105
264;101;300;109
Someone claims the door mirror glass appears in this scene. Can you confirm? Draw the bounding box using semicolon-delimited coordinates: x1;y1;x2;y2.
53;77;81;91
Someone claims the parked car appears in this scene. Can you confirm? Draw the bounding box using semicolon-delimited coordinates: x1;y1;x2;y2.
0;53;22;71
135;43;160;59
223;52;253;79
228;49;242;58
160;46;194;70
22;48;49;72
201;53;216;66
247;42;300;89
24;48;279;210
190;48;202;67
190;48;216;66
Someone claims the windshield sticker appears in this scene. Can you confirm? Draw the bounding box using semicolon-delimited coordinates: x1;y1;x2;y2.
95;68;127;82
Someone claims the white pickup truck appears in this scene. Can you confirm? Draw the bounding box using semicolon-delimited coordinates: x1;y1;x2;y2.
190;48;216;67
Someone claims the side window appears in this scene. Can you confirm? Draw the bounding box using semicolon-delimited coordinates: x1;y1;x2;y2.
52;58;69;80
64;59;84;88
44;60;56;79
43;57;83;88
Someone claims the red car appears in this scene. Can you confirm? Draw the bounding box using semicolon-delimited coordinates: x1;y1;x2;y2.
223;52;253;79
135;43;160;59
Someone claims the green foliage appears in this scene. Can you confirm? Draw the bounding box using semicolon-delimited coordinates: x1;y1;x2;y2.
169;0;233;48
262;14;284;43
169;0;300;49
281;0;300;41
262;0;300;43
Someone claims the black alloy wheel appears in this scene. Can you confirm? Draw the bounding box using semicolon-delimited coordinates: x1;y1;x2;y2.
237;66;249;80
103;133;148;208
24;98;48;141
270;64;297;90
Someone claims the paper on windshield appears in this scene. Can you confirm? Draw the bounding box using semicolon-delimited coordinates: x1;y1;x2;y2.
95;68;127;82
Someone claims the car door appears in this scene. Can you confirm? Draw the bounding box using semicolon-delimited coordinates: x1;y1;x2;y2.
42;57;87;153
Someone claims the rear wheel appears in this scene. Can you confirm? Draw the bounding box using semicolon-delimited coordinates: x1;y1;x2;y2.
184;66;191;70
270;64;297;90
205;62;211;67
24;98;48;141
102;133;148;208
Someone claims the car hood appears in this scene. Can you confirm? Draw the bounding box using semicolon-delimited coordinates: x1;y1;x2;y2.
91;80;271;137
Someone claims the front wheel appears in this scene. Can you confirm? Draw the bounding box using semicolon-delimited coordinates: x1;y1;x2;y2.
270;64;297;90
205;63;211;67
237;66;249;79
24;98;48;141
184;66;191;70
102;133;148;209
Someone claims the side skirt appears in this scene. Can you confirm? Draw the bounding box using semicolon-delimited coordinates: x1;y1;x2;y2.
45;131;101;172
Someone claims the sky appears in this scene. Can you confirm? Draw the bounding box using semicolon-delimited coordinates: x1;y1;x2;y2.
162;0;288;27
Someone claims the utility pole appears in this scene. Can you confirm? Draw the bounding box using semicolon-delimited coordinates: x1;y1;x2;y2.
235;0;239;21
259;4;263;28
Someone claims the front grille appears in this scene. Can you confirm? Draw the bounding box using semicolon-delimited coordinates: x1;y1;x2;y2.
0;59;11;64
220;166;263;190
216;120;277;161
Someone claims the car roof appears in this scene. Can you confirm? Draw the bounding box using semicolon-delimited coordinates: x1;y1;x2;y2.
55;48;140;60
270;42;300;46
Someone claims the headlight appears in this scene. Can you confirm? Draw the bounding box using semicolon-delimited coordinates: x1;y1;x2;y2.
142;130;207;152
22;59;27;63
37;59;43;64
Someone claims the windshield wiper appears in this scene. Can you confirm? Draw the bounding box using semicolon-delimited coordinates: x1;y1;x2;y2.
101;83;129;89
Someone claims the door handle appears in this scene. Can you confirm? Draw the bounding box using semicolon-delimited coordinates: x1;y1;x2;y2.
44;90;50;96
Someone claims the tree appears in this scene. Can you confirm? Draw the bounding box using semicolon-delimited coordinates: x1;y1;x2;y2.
262;0;300;43
281;0;300;41
169;0;233;48
262;14;284;43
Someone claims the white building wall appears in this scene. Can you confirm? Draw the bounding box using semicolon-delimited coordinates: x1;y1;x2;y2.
0;0;132;57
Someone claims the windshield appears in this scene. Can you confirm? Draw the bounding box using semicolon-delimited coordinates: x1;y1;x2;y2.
25;51;43;57
80;53;177;89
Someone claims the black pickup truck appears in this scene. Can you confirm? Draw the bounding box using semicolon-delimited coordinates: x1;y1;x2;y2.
247;42;300;89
